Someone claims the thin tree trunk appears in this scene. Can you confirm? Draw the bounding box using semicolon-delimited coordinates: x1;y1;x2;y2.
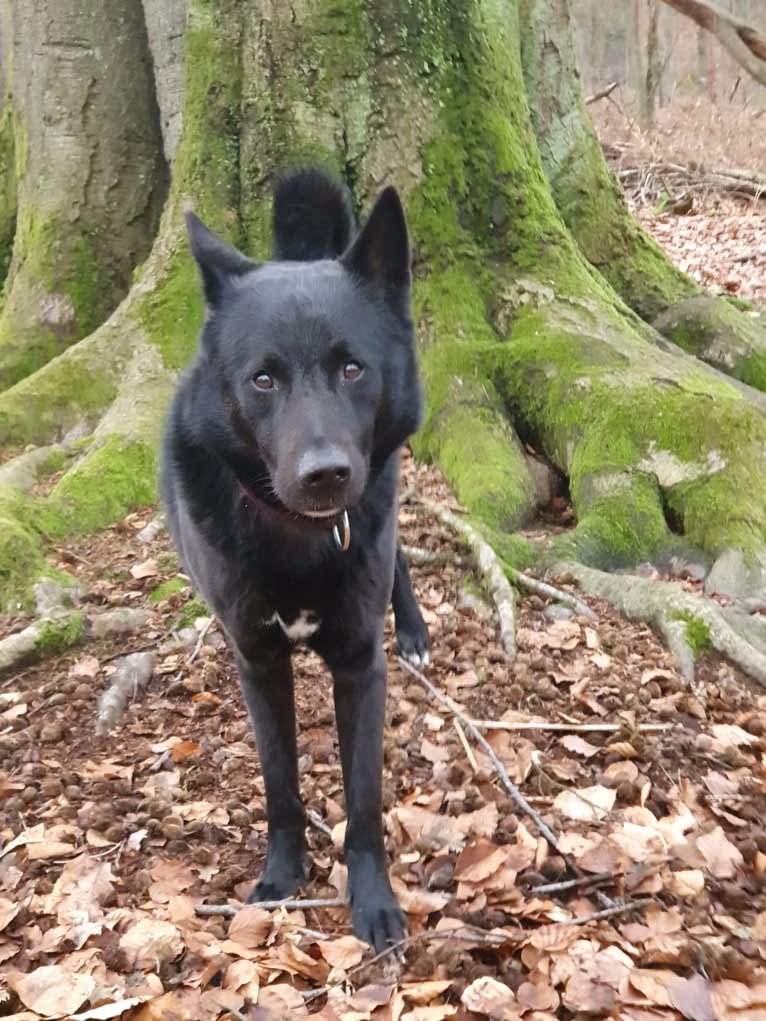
0;0;168;390
646;0;661;126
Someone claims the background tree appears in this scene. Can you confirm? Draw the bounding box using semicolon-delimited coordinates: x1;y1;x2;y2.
2;0;766;680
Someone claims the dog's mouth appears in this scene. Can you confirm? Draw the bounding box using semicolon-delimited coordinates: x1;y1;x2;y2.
300;507;342;519
237;481;343;529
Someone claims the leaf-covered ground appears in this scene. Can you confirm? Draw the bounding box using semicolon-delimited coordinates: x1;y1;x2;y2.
0;443;765;1021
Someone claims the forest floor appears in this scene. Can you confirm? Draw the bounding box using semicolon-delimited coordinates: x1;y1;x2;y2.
1;158;766;1017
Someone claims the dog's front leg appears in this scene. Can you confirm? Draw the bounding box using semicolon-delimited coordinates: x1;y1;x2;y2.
330;644;406;952
235;649;306;901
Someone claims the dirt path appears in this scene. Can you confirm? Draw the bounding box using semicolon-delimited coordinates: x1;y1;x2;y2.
0;451;764;1020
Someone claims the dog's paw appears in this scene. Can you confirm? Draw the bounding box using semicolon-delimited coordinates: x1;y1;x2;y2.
396;616;430;668
351;891;408;954
248;861;304;904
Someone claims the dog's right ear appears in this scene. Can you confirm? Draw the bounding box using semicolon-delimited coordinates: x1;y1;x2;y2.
185;210;258;308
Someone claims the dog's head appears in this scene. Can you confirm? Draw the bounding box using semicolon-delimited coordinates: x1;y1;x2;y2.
185;187;423;522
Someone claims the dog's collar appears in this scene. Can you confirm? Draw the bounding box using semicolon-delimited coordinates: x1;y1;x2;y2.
237;482;351;552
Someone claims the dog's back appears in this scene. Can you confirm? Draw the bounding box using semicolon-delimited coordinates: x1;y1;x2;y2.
272;168;355;262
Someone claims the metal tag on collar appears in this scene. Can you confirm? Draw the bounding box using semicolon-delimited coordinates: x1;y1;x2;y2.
332;510;351;552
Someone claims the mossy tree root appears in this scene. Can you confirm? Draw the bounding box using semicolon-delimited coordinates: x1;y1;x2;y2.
556;560;766;687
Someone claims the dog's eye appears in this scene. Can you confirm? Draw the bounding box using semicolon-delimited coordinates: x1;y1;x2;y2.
343;361;363;381
253;372;274;391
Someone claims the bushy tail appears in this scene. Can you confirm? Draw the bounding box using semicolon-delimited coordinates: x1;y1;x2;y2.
272;167;355;262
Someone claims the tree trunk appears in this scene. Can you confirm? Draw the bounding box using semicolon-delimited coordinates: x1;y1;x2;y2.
1;0;766;686
520;0;766;388
646;0;661;126
0;0;168;390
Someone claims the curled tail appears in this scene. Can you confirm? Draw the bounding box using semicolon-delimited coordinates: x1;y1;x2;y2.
272;167;355;262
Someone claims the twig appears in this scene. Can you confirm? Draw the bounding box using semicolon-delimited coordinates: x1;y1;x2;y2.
511;569;597;621
586;80;618;104
470;720;674;733
187;615;215;664
570;898;651;925
530;872;614;895
302;926;515;1004
308;809;333;838
423;503;517;657
195;896;345;918
453;718;478;773
398;657;559;850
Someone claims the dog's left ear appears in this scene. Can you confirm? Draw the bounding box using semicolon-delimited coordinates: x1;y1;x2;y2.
185;210;259;308
341;187;410;314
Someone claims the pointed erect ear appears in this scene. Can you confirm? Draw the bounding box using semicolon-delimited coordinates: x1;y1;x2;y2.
184;210;258;307
340;187;411;310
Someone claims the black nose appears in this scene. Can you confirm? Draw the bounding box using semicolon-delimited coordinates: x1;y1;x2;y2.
297;448;352;502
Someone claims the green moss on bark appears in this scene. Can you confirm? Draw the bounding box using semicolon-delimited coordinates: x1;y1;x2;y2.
654;296;766;392
0;339;120;449
0;102;16;286
46;437;157;535
0;492;46;611
498;303;766;564
35;612;85;654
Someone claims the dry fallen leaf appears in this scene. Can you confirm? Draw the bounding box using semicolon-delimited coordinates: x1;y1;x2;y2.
171;739;202;763
559;734;600;758
696;826;744;879
668;974;715;1021
10;966;96;1018
227;905;272;950
461;976;521;1020
130;557;158;579
319;934;367;971
119;918;184;968
709;980;766;1021
553;785;616;822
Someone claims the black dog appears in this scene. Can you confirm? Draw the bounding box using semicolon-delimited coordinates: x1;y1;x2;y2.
160;168;429;950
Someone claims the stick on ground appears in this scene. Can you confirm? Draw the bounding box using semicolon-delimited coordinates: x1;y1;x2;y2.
397;656;560;850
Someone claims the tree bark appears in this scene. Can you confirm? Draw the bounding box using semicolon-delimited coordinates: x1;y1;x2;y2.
0;0;765;697
0;0;168;390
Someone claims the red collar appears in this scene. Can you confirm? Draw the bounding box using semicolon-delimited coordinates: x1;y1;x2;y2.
236;481;334;528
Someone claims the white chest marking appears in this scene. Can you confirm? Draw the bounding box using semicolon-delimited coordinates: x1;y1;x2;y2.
267;610;320;642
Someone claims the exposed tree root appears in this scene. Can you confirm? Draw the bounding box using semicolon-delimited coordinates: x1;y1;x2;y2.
555;560;766;687
95;651;157;735
424;503;517;658
0;606;150;676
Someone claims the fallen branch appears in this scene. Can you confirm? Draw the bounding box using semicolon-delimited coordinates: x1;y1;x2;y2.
187;615;215;664
195;896;346;918
530;872;615;895
557;560;766;687
453;718;479;773
511;569;596;621
661;0;766;88
398;656;559;850
0;606;151;677
586;80;619;104
423;503;517;657
570;898;651;926
470;720;674;734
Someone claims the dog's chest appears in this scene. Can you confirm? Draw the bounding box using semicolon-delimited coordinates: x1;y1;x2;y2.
266;609;321;644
